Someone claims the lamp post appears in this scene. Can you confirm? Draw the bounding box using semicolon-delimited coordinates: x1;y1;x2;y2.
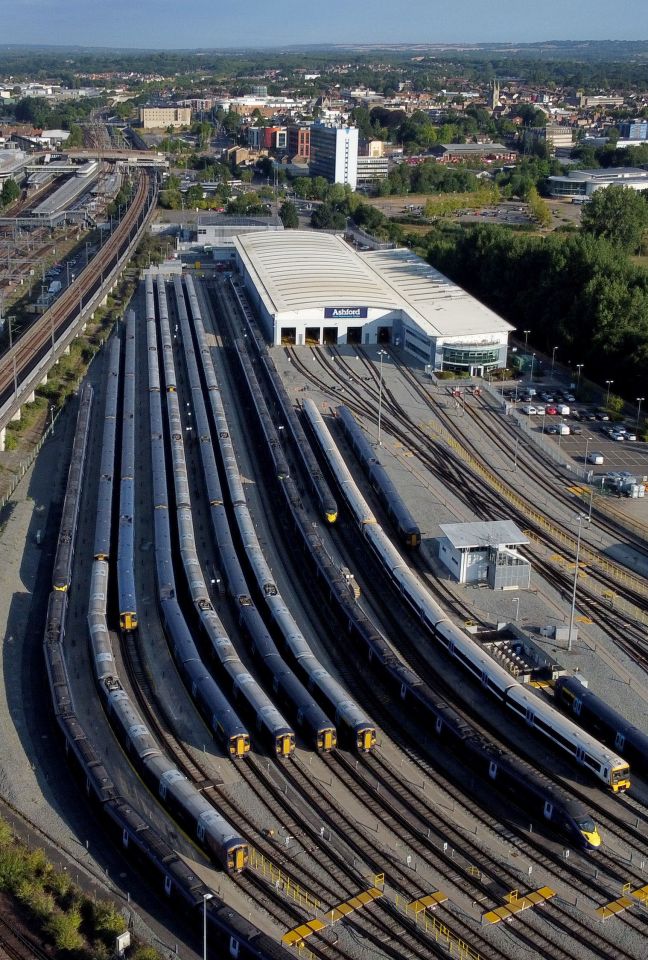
530;353;535;384
568;515;584;653
636;397;645;431
584;435;593;465
512;597;520;622
576;364;583;396
523;329;530;352
550;345;558;382
203;892;213;960
605;380;613;408
513;436;519;472
542;411;546;435
377;348;387;445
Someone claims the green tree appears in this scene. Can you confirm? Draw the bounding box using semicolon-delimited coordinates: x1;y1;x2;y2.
66;123;84;147
581;185;648;252
311;203;346;230
527;186;552;227
279;200;299;228
1;179;20;206
222;109;241;137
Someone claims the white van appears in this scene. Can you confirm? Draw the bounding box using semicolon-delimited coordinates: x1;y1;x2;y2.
557;404;570;416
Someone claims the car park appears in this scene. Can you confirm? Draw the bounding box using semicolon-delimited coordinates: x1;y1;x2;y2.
587;452;605;464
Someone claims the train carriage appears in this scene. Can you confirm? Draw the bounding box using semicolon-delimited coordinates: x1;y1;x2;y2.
303;396;630;795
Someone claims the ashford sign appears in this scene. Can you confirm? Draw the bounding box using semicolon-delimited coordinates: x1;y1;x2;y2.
324;306;368;320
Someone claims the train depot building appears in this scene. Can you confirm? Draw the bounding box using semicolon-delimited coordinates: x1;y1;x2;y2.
234;232;513;376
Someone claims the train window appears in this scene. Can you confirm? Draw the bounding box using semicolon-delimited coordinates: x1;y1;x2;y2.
583;754;601;773
488;760;497;779
164;875;172;896
122;829;129;848
435;717;443;735
507;700;526;717
533;716;553;735
543;801;553;819
614;733;625;752
229;938;240;958
573;698;582;716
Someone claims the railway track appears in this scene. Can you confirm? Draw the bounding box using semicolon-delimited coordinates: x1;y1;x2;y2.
0;168;156;416
0;912;50;960
288;344;648;666
280;340;640;840
214;288;648;959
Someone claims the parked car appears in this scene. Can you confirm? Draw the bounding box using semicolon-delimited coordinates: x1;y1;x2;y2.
547;423;570;435
540;393;554;403
595;410;610;421
534;404;546;415
570;409;584;420
609;429;626;441
587;452;605;464
623;429;638;441
564;394;576;403
571;426;583;435
585;411;598;421
521;404;537;415
545;405;558;415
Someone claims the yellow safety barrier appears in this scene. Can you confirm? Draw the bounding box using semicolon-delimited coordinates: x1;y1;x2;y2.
631;883;648;905
597;883;648;920
282;883;383;948
395;892;481;960
249;848;320;912
406;892;449;914
418;420;648;626
483;886;555;924
327;886;383;923
596;897;634;920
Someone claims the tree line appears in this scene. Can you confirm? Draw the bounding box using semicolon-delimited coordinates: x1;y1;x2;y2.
422;200;648;398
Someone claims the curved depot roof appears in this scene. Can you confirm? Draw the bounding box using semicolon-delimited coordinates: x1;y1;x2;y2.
235;231;401;313
235;230;513;339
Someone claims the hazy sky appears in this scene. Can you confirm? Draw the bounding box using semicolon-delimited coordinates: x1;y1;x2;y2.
2;0;648;49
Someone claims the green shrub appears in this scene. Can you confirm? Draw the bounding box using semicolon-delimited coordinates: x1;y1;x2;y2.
0;820;12;847
46;868;76;903
45;907;84;951
131;948;162;960
16;879;55;921
86;899;127;944
0;847;29;893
